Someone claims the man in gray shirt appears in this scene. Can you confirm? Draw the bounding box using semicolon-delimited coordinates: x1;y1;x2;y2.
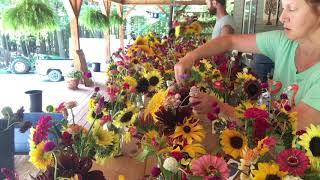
206;0;236;38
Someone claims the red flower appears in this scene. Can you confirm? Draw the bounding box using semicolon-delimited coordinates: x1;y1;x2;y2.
277;148;310;176
253;118;270;141
171;151;184;161
33;116;53;144
244;108;268;121
61;131;73;146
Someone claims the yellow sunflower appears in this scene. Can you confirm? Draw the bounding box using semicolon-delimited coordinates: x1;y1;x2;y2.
236;72;256;81
29;141;54;170
93;125;115;147
113;105;138;128
144;90;168;120
143;130;160;142
145;70;164;92
88;98;96;110
86;109;103;125
134;35;148;46
298;124;320;171
183;143;206;158
189;21;203;34
252;163;288;180
172;117;205;144
220;129;248;159
123;76;138;89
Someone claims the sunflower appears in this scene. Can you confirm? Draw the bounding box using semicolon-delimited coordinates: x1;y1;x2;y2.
134;35;148;46
87;109;103;124
159;142;206;158
252;163;288;180
29;141;54;170
89;98;96;110
123;76;138;89
93;125;115;147
143;130;160;143
144;90;168;119
298;124;320;171
220;129;248;159
236;72;256;81
136;77;150;94
113;105;138;128
244;80;262;100
189;21;203;34
145;70;163;92
172;117;205;144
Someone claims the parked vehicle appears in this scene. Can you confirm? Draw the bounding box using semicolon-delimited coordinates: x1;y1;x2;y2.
35;56;73;82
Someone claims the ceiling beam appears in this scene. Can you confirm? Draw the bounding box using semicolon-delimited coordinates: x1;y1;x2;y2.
111;0;205;5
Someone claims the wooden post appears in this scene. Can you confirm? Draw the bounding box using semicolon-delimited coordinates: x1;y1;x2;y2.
63;0;92;87
100;0;112;63
117;4;125;49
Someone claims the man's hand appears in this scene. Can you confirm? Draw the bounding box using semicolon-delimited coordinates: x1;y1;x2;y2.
174;54;196;85
189;92;218;114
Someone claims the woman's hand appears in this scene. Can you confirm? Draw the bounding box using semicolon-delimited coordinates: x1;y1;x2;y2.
189;92;219;114
174;53;196;85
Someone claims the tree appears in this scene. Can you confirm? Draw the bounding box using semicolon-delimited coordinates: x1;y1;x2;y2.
265;0;277;25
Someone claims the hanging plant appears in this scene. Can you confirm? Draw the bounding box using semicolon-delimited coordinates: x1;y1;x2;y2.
80;7;123;32
2;0;57;34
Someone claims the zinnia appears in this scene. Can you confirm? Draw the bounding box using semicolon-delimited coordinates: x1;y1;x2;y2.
191;155;229;180
277;148;310;176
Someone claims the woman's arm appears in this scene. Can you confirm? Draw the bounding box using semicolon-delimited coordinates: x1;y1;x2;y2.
294;102;320;130
175;34;261;84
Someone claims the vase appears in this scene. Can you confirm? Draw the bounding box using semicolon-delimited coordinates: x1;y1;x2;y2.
67;78;80;90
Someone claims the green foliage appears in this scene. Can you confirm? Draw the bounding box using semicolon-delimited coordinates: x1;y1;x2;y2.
66;70;82;79
2;0;57;34
80;7;123;32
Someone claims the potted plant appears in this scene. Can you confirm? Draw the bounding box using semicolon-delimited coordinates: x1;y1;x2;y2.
66;70;82;90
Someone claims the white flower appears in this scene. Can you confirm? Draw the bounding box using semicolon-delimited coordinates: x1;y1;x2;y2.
230;57;236;62
242;68;249;74
284;175;303;180
232;50;238;56
163;157;179;172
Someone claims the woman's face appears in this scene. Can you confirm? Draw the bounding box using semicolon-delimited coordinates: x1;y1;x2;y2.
280;0;320;40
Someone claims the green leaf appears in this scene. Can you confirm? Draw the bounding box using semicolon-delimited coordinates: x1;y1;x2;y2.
188;176;203;180
135;144;156;162
190;70;202;82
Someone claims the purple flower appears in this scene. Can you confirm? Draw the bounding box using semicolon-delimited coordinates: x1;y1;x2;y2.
280;93;288;99
261;82;269;89
151;166;161;177
94;87;100;92
44;141;56;152
84;71;92;78
1;168;17;179
284;104;291;111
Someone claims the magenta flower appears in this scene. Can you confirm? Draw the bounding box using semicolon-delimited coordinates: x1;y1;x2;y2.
61;131;73;146
277;148;310;176
151;166;161;177
84;71;92;78
94;87;100;92
191;155;229;180
44;141;56;152
33;116;53;144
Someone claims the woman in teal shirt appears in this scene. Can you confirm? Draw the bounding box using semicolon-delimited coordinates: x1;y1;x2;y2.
174;0;320;130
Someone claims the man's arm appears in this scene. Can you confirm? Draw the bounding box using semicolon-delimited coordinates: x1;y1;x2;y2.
220;25;235;36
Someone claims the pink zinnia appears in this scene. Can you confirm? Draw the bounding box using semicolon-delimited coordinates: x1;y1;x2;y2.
33;116;53;144
277;148;310;176
244;108;268;121
191;155;229;180
261;136;277;149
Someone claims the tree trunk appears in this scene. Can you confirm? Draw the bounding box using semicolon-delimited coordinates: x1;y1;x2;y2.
54;31;59;55
48;33;52;54
57;30;65;57
6;35;11;51
267;11;272;25
2;34;8;50
168;5;174;29
39;35;46;54
20;38;28;56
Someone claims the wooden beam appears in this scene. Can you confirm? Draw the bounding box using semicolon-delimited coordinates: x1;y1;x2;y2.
100;0;112;62
117;4;125;49
111;0;205;5
123;5;136;20
64;0;92;86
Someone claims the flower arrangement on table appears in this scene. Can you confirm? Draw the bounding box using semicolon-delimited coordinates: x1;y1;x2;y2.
28;101;118;179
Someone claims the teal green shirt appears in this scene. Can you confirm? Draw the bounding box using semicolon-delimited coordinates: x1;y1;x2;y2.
256;30;320;111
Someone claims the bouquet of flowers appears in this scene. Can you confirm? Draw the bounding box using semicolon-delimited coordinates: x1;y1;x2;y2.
28;101;119;179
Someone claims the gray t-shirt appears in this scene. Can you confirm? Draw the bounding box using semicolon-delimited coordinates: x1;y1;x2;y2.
212;15;236;38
